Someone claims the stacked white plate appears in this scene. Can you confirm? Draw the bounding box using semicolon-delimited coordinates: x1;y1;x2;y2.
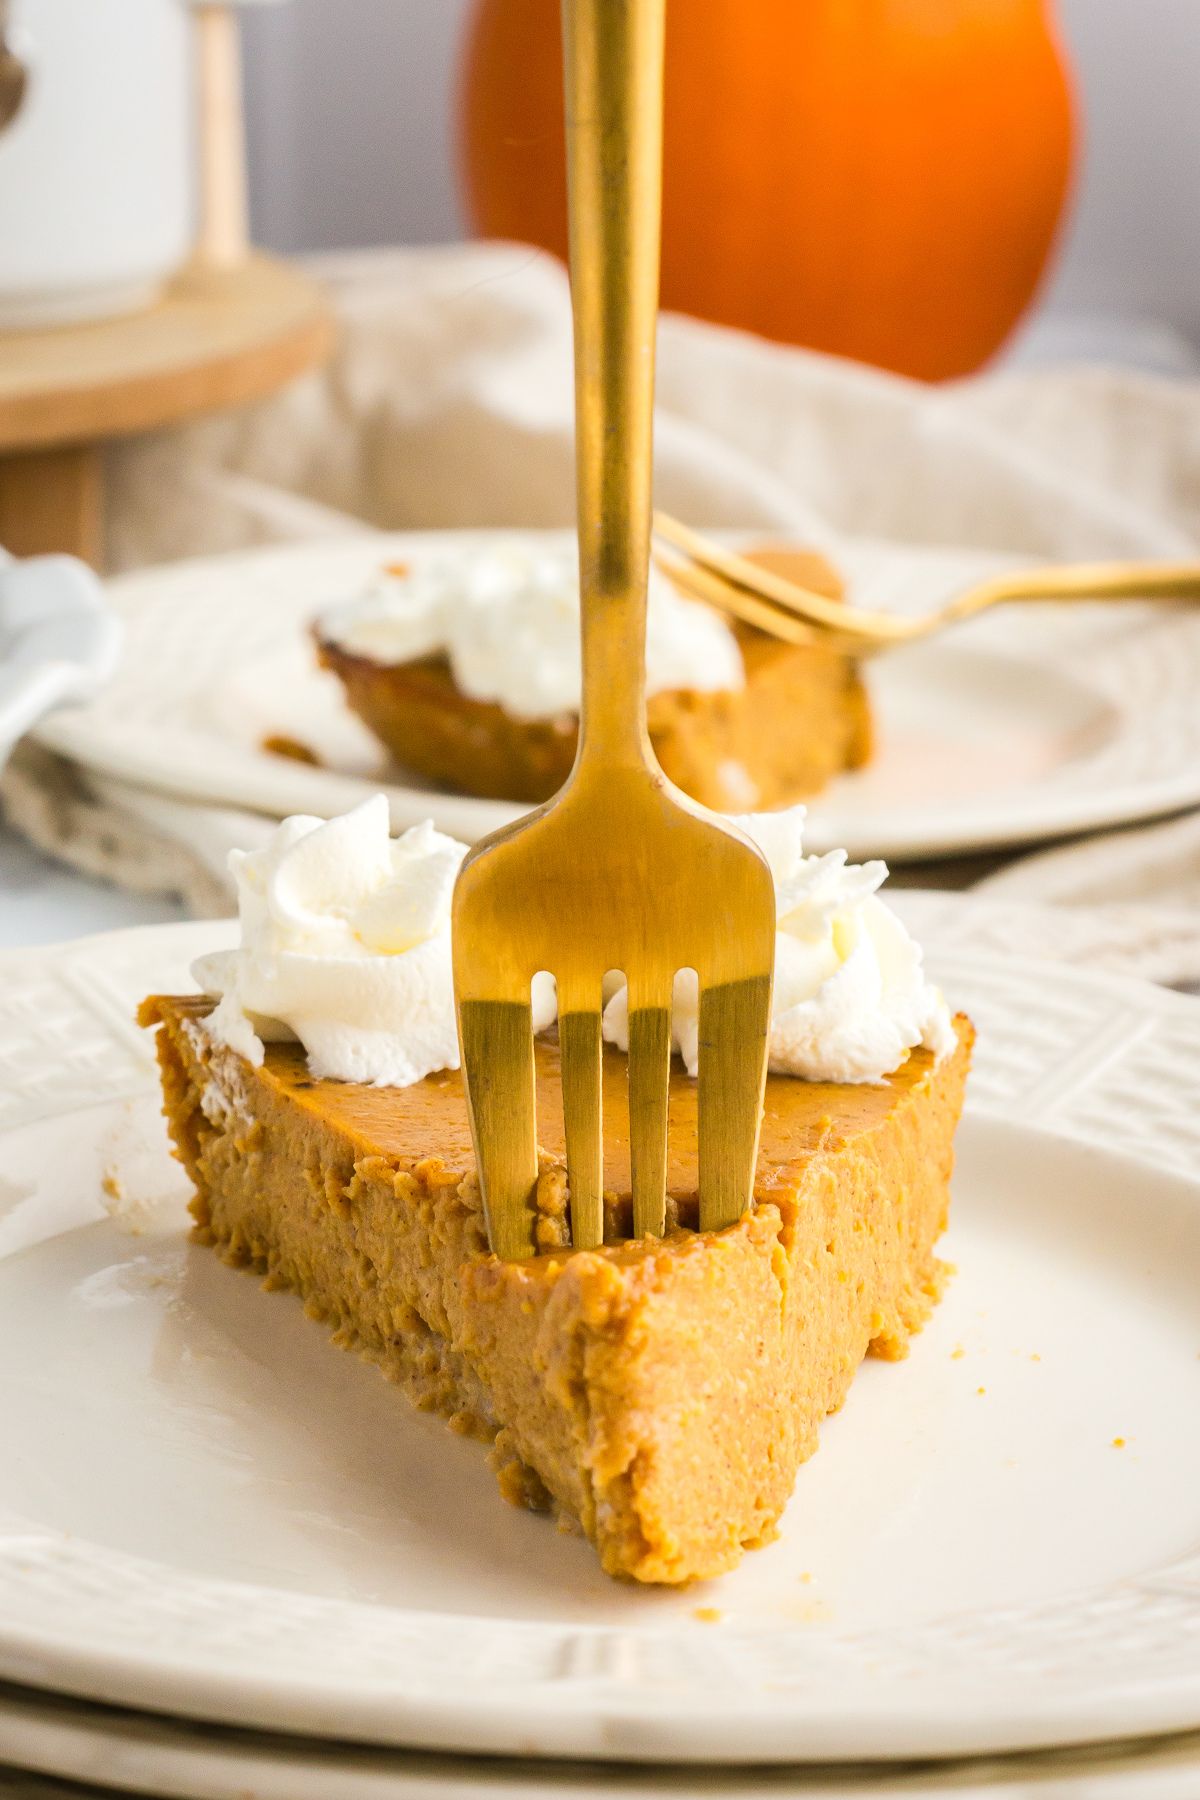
1;897;1200;1797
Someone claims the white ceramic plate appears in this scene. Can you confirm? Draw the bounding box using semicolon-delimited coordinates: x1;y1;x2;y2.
30;532;1200;860
5;1683;1200;1800
0;909;1199;1766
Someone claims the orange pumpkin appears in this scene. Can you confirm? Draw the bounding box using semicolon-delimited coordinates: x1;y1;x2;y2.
459;0;1075;381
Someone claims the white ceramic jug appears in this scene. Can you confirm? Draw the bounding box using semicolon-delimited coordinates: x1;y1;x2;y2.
0;0;193;327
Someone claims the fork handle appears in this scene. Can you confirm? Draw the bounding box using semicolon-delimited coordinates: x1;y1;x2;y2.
950;563;1200;621
563;0;666;769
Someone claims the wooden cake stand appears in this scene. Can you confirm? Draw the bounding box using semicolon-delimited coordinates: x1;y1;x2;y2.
0;254;333;565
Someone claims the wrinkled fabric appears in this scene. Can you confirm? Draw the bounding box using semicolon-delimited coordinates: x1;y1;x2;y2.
104;244;1200;574
4;242;1197;986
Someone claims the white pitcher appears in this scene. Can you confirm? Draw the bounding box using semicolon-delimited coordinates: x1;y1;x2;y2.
0;0;193;327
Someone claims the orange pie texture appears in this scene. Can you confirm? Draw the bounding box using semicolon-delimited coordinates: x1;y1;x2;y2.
141;994;972;1584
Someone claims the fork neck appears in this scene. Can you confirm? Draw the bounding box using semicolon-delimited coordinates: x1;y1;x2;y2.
563;0;666;773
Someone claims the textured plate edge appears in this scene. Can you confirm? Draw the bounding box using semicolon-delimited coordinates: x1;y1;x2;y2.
5;1681;1200;1800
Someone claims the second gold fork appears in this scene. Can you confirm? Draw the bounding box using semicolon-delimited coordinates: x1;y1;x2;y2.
654;509;1200;656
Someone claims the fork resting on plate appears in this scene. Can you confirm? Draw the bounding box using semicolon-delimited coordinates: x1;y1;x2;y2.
652;511;1200;656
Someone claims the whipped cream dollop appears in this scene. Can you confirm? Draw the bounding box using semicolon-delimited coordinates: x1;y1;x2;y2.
318;539;744;721
603;808;955;1084
196;799;951;1091
194;796;556;1087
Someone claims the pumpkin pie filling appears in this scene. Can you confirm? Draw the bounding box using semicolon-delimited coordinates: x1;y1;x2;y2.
138;999;971;1585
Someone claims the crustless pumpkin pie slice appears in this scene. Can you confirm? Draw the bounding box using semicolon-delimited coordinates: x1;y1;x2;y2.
139;799;967;1584
138;999;971;1585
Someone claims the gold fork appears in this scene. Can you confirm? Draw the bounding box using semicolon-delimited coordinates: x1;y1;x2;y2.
451;0;776;1261
653;510;1200;657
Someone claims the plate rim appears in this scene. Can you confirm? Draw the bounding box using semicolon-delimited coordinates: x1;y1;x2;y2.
5;1678;1200;1800
0;917;1199;1764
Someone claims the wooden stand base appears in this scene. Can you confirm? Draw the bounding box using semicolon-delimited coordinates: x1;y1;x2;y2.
0;255;331;566
0;444;103;563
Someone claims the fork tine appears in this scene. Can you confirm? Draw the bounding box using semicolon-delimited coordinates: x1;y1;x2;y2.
654;511;917;646
698;974;772;1233
627;980;673;1239
558;980;603;1250
655;510;887;636
654;550;820;647
458;997;539;1261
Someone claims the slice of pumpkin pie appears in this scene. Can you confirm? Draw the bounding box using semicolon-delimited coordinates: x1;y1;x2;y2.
140;797;970;1585
315;539;871;811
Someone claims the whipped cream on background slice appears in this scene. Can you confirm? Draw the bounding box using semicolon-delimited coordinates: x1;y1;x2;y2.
194;795;555;1087
603;808;955;1084
318;539;744;721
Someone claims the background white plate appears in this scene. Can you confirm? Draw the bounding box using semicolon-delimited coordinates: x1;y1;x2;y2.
0;907;1198;1764
31;532;1200;859
5;1680;1200;1800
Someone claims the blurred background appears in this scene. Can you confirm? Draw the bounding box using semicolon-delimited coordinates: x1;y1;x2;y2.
3;0;1200;944
240;0;1200;374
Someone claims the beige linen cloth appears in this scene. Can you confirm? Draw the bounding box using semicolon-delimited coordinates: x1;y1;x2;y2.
4;244;1199;983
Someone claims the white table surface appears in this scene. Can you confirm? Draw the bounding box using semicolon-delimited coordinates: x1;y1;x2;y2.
0;822;186;949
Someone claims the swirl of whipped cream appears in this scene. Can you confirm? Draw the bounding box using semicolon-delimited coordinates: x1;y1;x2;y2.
318;539;744;721
194;796;556;1087
603;808;955;1084
197;799;950;1090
